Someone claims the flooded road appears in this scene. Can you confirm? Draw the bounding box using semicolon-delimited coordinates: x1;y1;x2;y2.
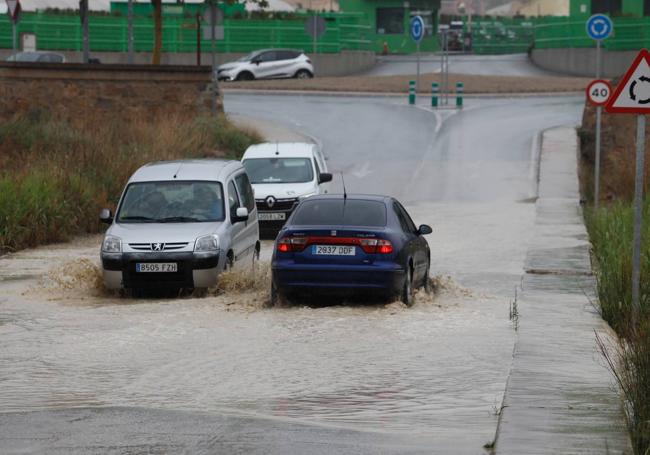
0;94;584;453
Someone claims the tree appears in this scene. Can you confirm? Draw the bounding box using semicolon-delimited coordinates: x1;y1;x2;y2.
151;0;162;65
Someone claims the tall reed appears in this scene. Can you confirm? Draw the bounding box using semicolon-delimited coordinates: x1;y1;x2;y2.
0;112;261;252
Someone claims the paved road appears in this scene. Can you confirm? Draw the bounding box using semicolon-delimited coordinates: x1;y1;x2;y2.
363;53;558;77
0;93;584;454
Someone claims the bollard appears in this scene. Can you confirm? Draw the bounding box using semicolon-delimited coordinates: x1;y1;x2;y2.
409;80;416;105
431;82;439;108
456;82;464;108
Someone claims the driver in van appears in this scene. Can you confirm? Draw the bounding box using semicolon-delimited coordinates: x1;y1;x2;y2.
190;184;223;220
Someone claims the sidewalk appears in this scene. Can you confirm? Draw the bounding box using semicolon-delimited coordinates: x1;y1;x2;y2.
495;127;631;454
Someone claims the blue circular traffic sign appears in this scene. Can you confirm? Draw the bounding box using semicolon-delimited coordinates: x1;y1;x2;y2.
410;16;425;43
586;14;613;41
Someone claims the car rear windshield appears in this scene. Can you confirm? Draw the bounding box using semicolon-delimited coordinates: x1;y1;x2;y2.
243;158;314;184
291;199;387;227
117;181;225;223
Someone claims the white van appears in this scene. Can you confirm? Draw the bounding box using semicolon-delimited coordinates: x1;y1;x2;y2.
241;143;332;238
99;159;259;295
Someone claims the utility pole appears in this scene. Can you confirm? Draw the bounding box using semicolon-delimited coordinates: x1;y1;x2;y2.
80;0;89;63
127;0;134;64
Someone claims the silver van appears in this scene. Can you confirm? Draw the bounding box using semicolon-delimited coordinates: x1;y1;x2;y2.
99;159;259;294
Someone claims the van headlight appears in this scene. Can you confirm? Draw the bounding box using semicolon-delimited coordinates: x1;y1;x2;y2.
195;234;219;252
102;235;122;253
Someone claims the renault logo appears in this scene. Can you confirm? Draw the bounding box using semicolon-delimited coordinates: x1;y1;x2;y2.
266;196;276;208
151;243;165;251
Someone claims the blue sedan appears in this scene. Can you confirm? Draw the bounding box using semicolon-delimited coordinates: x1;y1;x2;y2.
270;194;432;306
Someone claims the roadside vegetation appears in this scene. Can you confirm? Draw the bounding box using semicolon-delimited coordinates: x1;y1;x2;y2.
0;111;261;253
580;110;650;454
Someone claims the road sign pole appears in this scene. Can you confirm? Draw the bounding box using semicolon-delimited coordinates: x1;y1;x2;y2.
313;15;317;54
595;41;603;209
209;4;219;116
595;105;602;209
127;0;133;64
632;114;646;324
81;0;89;63
11;21;16;55
416;41;420;93
596;40;601;78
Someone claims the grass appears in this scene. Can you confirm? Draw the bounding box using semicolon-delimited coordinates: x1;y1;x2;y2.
0;111;261;253
586;202;650;454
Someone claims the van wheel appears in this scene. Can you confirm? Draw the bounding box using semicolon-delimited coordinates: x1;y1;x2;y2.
224;253;234;271
130;288;144;299
401;266;414;307
252;243;260;271
295;69;313;79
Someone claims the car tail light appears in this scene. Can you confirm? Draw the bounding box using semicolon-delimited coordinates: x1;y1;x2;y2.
277;237;307;253
376;239;393;254
359;238;392;254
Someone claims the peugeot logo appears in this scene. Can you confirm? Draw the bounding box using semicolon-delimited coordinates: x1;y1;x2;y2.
266;196;276;208
151;243;165;251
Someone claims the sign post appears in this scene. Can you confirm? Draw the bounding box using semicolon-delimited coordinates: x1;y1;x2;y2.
127;0;134;64
410;16;424;94
586;14;613;209
586;79;612;208
203;0;223;116
605;48;650;325
304;16;326;55
6;0;21;55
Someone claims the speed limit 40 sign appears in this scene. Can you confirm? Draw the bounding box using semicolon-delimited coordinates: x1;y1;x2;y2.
587;79;612;106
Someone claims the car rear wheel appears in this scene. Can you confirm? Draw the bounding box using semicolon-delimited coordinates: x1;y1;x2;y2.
269;280;285;307
422;260;432;294
401;266;414;307
295;69;313;79
236;71;254;81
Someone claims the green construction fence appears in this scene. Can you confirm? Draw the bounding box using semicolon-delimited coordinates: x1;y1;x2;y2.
0;12;372;54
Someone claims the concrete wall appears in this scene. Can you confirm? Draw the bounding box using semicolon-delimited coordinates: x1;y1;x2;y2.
0;50;376;77
531;48;639;79
0;62;215;121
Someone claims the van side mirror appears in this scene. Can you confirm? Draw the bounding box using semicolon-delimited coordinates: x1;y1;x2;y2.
233;207;249;223
99;208;113;224
318;172;333;184
418;224;433;235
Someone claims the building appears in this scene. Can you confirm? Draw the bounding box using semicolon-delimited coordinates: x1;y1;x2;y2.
570;0;650;18
339;0;441;52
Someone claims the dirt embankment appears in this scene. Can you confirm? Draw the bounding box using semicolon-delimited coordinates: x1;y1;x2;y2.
225;72;591;94
579;102;650;202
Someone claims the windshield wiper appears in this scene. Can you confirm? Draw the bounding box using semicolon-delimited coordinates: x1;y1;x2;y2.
120;216;156;222
156;216;201;223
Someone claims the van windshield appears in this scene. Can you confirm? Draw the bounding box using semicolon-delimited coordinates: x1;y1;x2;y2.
243;158;314;184
116;181;225;223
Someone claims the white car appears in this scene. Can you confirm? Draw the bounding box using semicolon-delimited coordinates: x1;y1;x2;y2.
99;159;260;295
217;49;314;81
241;143;332;238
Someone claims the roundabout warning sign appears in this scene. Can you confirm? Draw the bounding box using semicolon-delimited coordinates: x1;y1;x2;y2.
606;49;650;114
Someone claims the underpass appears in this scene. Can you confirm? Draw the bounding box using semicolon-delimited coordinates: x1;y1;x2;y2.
0;92;622;454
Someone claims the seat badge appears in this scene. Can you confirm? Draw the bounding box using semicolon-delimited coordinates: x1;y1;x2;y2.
331;230;337;236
